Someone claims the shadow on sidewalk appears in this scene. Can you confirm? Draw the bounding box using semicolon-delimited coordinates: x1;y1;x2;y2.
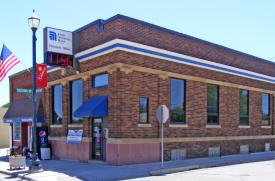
0;155;8;162
37;159;154;181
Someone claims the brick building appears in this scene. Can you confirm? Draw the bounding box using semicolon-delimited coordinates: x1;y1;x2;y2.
4;69;45;153
6;14;275;165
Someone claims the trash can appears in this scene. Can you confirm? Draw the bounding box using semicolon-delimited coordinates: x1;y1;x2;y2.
40;143;51;160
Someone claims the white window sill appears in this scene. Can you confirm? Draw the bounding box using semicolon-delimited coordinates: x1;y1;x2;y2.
138;123;151;127
169;124;188;128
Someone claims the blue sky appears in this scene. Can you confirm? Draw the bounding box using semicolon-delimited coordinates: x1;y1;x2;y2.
0;0;275;106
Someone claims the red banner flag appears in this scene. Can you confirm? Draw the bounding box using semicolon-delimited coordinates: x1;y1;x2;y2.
36;64;47;88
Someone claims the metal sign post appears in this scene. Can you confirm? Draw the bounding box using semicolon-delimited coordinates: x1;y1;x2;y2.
161;118;164;168
156;105;169;169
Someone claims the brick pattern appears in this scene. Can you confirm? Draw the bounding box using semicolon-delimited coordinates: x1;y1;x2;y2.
77;17;275;77
41;16;275;162
116;51;274;91
10;71;32;102
9;70;47;150
44;50;275;162
165;139;275;160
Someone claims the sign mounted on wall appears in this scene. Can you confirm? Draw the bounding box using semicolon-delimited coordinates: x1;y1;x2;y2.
44;27;73;68
67;129;83;144
45;52;73;67
44;27;73;55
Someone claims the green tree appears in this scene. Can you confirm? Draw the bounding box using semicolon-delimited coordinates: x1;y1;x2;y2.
2;103;10;108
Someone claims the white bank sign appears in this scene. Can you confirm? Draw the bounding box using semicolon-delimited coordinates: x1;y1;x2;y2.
45;27;73;55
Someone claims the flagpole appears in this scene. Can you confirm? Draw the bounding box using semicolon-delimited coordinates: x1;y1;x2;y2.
19;60;31;73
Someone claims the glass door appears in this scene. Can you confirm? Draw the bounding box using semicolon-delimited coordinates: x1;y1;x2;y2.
92;118;103;160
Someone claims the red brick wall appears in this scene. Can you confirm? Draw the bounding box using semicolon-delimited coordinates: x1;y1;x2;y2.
165;139;275;160
76;16;275;77
44;16;275;163
10;70;32;102
104;69;273;139
10;71;32;150
44;49;274;162
45;50;274;137
9;69;47;151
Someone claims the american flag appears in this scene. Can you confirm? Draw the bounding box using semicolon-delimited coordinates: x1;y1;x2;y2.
0;45;20;81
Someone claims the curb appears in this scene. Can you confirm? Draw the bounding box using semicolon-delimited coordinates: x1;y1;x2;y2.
0;169;32;181
0;169;16;177
149;165;199;176
199;155;275;168
0;168;37;181
149;154;275;176
0;152;274;181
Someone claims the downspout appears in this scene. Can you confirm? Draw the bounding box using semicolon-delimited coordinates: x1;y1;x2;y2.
272;95;274;135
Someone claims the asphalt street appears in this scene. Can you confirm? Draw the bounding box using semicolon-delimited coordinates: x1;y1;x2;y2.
128;160;275;181
1;147;275;181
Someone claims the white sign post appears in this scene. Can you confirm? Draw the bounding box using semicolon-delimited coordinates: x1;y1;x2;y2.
156;105;169;168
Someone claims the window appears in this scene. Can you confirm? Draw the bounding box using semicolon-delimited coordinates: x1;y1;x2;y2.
139;97;149;123
207;84;219;125
92;73;108;88
240;90;249;125
262;93;270;125
13;123;21;141
52;84;62;124
70;79;83;124
170;78;185;123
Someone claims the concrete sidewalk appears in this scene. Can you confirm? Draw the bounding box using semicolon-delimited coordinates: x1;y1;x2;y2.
0;150;274;181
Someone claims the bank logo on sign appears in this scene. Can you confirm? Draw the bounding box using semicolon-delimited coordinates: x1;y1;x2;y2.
49;31;57;41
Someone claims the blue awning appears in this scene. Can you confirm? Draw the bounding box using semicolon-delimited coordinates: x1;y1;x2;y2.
73;95;108;117
4;117;44;123
3;96;44;123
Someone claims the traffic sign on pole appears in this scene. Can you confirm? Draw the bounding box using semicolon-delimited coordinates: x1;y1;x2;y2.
156;105;169;123
156;105;169;168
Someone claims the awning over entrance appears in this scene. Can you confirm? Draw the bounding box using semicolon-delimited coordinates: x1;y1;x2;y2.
73;95;108;117
3;96;44;123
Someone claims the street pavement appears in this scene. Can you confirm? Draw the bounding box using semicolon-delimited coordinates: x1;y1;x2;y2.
128;159;275;181
0;148;274;181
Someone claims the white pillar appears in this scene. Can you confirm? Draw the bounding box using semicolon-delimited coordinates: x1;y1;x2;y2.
9;125;12;148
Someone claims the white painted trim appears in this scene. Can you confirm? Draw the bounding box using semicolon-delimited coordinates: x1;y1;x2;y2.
47;66;61;73
117;39;275;81
73;39;275;84
9;126;12;148
76;40;120;58
12;123;21;142
79;47;120;63
28;126;32;150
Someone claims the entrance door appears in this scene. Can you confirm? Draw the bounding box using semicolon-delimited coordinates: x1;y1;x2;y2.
92;118;103;160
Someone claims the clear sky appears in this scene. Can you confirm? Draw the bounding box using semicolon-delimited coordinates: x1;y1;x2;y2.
0;0;275;106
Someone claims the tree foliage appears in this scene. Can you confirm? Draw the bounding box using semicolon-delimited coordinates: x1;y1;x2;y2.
2;103;10;108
